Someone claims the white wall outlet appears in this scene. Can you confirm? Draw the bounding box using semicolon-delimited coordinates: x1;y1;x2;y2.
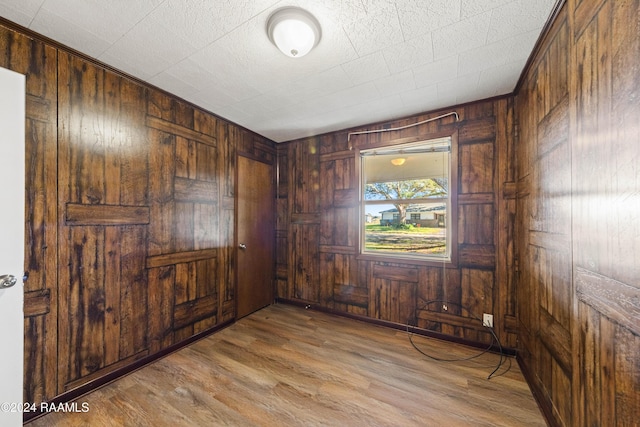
483;313;494;328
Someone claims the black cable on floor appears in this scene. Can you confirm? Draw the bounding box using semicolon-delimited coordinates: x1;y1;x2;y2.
406;299;508;379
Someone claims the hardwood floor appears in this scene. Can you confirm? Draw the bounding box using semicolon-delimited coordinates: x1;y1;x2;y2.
28;304;545;426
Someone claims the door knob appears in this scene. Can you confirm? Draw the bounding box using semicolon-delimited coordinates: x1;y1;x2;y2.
239;243;247;250
0;274;17;288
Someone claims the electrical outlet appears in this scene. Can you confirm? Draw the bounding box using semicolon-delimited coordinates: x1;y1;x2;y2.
483;313;494;328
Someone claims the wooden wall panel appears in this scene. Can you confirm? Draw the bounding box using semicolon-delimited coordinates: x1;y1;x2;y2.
275;147;292;301
571;0;640;423
515;9;573;426
459;142;494;194
0;20;275;408
515;0;640;425
0;23;59;404
277;99;516;347
146;90;224;342
57;53;151;389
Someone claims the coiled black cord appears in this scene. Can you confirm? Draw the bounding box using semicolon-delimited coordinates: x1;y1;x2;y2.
406;299;509;379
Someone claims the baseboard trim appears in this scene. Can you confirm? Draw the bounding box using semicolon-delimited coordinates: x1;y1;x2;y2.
516;355;559;427
275;298;517;356
23;318;235;424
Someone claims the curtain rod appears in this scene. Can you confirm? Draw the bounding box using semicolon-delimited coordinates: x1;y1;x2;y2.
347;111;459;147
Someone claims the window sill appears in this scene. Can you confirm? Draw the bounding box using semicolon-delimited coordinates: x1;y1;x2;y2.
357;252;457;268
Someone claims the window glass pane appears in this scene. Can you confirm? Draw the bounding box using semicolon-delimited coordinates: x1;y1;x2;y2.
361;137;451;260
365;204;447;256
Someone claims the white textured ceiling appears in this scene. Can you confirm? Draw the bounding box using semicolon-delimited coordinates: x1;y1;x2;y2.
0;0;556;142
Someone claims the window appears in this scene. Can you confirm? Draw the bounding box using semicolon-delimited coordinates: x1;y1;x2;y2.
360;135;456;263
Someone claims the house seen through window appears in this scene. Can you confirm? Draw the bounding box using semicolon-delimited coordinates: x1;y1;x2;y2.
360;136;453;261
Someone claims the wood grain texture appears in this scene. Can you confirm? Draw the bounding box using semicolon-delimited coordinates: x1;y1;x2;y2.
277;101;515;348
571;3;640;424
146;116;217;147
146;249;218;268
515;8;574;426
0;21;274;410
575;267;640;337
516;0;640;425
173;295;217;330
57;53;150;391
29;304;545;427
0;23;60;405
24;290;51;317
4;1;638;423
173;177;218;203
65;203;150;225
236;155;275;318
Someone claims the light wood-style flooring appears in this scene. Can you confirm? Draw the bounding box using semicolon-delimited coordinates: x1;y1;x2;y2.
28;304;545;426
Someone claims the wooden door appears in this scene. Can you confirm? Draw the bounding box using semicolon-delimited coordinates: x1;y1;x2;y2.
237;156;275;318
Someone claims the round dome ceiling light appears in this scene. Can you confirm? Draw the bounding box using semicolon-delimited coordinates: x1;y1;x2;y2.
267;7;321;58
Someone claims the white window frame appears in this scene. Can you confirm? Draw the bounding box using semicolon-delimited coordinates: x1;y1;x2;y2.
357;132;458;266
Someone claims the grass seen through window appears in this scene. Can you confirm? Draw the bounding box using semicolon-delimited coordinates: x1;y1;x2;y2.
364;222;446;255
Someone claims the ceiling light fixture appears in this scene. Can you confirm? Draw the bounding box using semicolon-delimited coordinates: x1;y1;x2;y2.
391;158;406;166
267;7;321;58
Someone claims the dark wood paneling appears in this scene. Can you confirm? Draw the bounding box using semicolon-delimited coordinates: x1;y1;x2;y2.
0;21;275;409
26;94;51;122
539;308;572;375
63;350;149;392
65;203;150;225
494;97;518;348
290;223;320;302
576;268;640;338
333;189;357;207
146;88;235;339
417;309;484;330
372;264;418;283
24;290;51;317
1;24;59;404
515;7;573;425
146;249;218;269
370;275;416;325
458;204;494;246
458;193;494;205
333;283;368;307
146;116;217;147
515;0;640;425
277;99;515;347
573;0;640;422
174;177;218;204
291;213;321;224
57;53;150;390
457;117;495;144
459;142;494;194
173;295;218;329
458;244;495;268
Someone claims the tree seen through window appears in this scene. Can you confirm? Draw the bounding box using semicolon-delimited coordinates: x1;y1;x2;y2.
360;137;452;260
